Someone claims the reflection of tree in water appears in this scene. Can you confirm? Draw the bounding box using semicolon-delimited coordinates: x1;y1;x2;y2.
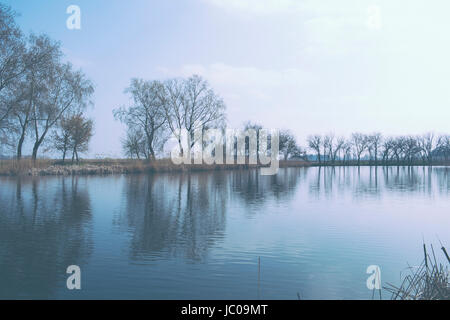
309;167;357;198
308;166;450;198
433;167;450;194
0;177;93;299
230;168;304;206
382;166;421;192
116;173;227;262
117;169;304;262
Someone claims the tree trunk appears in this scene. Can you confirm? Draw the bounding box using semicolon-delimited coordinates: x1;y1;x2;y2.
31;127;50;162
17;132;25;160
149;146;156;161
31;142;39;162
374;147;378;166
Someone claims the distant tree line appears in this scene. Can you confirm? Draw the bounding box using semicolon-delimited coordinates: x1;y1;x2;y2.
0;4;94;163
307;133;450;166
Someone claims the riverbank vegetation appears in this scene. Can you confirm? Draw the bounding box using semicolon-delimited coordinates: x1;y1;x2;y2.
384;243;449;300
0;4;94;162
0;158;310;176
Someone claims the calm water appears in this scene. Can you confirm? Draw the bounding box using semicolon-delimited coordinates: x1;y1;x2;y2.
0;166;449;299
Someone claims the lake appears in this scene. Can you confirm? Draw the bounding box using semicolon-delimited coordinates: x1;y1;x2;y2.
0;166;449;299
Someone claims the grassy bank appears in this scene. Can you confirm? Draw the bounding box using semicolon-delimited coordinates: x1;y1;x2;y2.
2;158;449;177
0;159;311;176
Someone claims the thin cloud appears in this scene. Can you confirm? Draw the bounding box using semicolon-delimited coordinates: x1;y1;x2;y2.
157;63;315;98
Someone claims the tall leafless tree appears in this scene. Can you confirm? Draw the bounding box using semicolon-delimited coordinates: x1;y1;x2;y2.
11;34;62;159
52;113;93;163
0;5;24;109
403;136;421;165
114;79;167;160
279;130;300;161
307;134;322;164
161;75;226;156
437;135;450;161
69;114;93;163
418;133;435;165
0;4;25;146
121;128;145;160
331;136;346;164
367;133;382;165
30;61;93;161
351;133;369;166
52;116;72;162
243;122;262;160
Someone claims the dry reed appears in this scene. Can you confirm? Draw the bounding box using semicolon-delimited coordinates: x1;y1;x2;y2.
384;243;450;300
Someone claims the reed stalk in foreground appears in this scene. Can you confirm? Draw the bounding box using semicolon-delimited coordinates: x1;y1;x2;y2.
384;244;449;300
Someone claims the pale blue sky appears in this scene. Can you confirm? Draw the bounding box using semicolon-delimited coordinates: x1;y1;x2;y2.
4;0;450;157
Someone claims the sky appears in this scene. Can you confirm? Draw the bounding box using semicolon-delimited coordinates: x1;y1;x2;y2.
4;0;450;158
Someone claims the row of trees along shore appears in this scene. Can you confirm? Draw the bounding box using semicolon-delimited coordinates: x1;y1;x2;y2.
114;76;450;166
2;4;450;167
0;4;94;163
307;133;450;166
114;77;304;162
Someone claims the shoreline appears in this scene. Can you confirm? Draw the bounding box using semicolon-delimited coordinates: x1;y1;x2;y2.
1;159;449;177
0;159;311;177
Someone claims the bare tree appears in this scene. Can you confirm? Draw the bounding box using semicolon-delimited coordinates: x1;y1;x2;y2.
391;137;405;164
307;134;322;164
114;79;167;160
437;135;450;162
351;133;369;166
69;114;93;163
367;133;382;165
11;34;62;159
402;136;421;165
0;4;25;149
52;116;73;162
381;137;394;164
52;113;93;163
122;128;145;160
331;136;346;164
0;4;25;127
243;122;262;160
161;75;226;156
0;6;94;161
322;134;333;163
279;130;300;161
342;141;352;164
418;133;435;165
30;61;93;161
0;87;20;150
